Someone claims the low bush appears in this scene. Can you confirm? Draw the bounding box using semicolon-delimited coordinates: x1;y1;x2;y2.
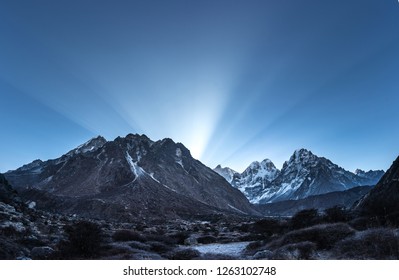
323;206;352;223
197;235;217;244
268;223;355;250
349;216;382;230
147;241;173;254
113;230;146;242
198;253;236;260
251;218;284;236
167;248;200;260
272;241;317;260
17;237;47;249
333;228;399;259
128;241;151;251
56;220;104;259
146;234;176;245
290;209;321;230
384;211;399;227
0;237;25;259
245;240;267;252
167;232;190;245
0;226;20;237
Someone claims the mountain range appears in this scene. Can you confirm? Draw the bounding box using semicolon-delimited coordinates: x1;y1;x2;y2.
5;134;257;221
3;135;387;221
214;149;384;204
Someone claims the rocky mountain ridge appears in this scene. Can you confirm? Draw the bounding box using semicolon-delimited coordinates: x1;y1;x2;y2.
5;134;257;221
215;149;384;204
356;155;399;216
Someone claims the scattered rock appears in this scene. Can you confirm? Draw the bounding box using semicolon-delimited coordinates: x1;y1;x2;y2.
184;236;198;245
31;246;55;260
253;250;273;260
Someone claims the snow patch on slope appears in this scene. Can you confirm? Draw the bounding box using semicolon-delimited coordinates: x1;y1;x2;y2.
175;148;184;168
125;152;144;182
214;165;238;184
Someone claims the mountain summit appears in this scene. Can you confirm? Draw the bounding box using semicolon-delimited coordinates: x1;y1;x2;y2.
5;134;257;220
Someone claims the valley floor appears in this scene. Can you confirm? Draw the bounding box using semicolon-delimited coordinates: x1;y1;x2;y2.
1;203;399;260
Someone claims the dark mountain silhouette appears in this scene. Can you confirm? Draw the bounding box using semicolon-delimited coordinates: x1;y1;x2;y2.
5;134;257;221
356;155;399;216
0;173;19;205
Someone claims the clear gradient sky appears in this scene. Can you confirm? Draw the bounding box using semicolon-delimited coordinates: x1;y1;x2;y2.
1;0;399;173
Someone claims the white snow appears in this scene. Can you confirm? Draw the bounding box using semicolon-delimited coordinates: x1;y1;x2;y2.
163;184;177;192
126;151;164;185
27;201;36;209
214;166;238;184
240;159;279;187
125;152;144;182
228;204;246;214
175;148;184;168
41;176;53;184
149;173;160;183
191;242;250;256
136;149;142;162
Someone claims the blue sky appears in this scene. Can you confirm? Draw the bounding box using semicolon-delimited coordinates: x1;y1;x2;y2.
1;0;399;173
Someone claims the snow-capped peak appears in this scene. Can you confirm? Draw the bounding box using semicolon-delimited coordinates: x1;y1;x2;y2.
242;159;279;183
213;165;239;184
68;136;107;156
355;169;365;175
291;148;316;163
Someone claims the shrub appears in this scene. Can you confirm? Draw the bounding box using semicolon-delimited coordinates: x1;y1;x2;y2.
0;237;25;259
252;218;283;236
146;234;177;245
384;211;399;227
198;253;236;260
349;216;382;230
113;230;146;242
238;223;250;232
101;243;134;258
147;241;173;254
333;228;399;259
323;206;352;223
245;240;267;252
238;233;266;242
128;241;151;251
197;235;217;244
167;248;200;260
268;223;355;250
167;232;190;245
57;220;104;259
17;237;47;249
272;241;317;260
0;226;19;237
290;209;321;229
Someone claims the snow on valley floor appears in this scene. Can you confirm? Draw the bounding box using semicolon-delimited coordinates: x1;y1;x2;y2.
191;242;250;256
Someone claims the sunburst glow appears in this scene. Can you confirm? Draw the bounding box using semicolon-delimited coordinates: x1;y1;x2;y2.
1;0;399;173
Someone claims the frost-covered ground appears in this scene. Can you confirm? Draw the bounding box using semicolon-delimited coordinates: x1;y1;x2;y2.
191;242;250;256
